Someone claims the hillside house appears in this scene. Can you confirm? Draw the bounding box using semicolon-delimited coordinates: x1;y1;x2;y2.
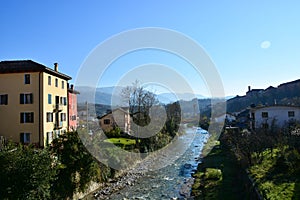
250;105;300;130
246;86;263;96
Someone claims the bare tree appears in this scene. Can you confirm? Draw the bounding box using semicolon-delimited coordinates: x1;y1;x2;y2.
121;80;158;148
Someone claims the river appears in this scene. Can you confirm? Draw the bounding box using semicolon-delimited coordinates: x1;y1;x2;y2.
96;127;209;200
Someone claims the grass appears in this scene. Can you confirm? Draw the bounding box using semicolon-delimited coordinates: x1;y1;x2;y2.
104;138;136;150
192;142;248;200
104;138;136;145
249;147;300;200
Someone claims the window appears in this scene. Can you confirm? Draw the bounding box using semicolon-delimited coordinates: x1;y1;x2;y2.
24;74;30;84
62;81;64;89
58;97;67;105
55;130;61;137
0;94;8;105
20;112;34;123
262;123;269;129
288;111;295;117
46;112;53;122
20;93;33;104
55;96;59;105
48;76;51;85
55;78;58;87
262;112;268;118
61;113;66;121
48;94;52;104
20;133;30;143
104;119;110;124
70;115;77;121
46;132;53;145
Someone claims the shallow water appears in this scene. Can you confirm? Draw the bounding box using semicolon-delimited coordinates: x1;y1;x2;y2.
108;128;209;200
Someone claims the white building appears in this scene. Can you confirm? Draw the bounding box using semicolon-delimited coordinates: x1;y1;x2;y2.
250;105;300;130
214;113;236;123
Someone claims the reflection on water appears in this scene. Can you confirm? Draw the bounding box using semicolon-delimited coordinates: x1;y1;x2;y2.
108;128;209;200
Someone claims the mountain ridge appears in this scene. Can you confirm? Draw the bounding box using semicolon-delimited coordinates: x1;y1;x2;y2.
226;79;300;113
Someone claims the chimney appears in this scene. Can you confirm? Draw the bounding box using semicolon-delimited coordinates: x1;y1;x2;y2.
54;63;58;71
71;84;74;90
248;86;251;92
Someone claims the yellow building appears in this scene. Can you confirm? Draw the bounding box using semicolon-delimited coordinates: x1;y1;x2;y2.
0;60;71;147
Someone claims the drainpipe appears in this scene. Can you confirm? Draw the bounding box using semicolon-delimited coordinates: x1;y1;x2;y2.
39;72;42;148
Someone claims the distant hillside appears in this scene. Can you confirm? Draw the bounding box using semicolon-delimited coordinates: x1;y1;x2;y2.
157;93;206;104
76;86;123;105
76;86;208;105
227;79;300;113
76;79;300;116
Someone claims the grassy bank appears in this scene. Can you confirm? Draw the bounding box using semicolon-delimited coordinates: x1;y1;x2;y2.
248;147;300;199
192;128;300;200
191;141;250;199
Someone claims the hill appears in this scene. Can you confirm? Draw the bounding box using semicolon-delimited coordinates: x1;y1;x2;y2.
227;79;300;113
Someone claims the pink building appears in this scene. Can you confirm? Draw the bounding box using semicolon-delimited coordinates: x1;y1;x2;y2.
68;84;79;131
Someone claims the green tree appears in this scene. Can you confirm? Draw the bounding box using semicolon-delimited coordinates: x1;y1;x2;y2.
50;131;101;199
0;145;57;200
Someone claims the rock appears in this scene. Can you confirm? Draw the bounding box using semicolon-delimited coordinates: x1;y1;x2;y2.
184;163;192;169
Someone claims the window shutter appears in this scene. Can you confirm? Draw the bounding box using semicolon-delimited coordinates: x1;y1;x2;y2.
20;133;24;143
20;94;24;104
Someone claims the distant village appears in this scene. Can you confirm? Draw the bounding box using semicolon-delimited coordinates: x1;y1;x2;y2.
222;83;300;131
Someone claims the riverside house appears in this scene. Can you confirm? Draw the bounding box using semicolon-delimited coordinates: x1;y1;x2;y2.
0;60;72;147
98;108;131;134
68;84;80;131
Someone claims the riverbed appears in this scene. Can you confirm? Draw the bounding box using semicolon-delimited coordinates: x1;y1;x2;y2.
93;127;209;200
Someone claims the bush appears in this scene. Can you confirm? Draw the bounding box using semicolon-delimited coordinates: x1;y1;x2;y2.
0;145;57;200
205;168;222;180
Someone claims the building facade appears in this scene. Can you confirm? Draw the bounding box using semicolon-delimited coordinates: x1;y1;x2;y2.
0;60;71;147
250;105;300;130
98;108;130;133
68;84;79;131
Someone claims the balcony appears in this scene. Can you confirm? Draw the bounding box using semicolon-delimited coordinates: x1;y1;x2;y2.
53;104;63;112
54;121;63;130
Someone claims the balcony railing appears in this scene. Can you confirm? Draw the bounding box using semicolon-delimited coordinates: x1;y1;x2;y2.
53;104;63;112
54;121;63;130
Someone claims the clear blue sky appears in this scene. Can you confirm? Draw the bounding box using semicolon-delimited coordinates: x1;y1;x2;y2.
1;1;300;96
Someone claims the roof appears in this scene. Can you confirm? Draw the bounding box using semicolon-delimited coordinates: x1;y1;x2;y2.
98;107;129;119
68;88;80;94
0;60;71;80
278;79;300;88
251;104;300;111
